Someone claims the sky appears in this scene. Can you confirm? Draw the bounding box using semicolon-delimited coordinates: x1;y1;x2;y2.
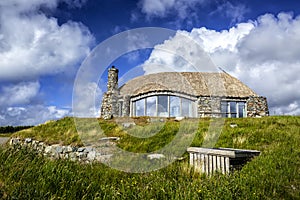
1;0;300;125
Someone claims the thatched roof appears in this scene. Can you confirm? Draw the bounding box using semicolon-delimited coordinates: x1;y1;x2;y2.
119;72;257;98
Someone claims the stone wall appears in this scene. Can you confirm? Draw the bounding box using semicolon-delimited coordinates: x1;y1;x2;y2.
9;137;167;163
9;138;116;163
246;96;269;117
121;95;130;117
197;96;221;117
101;67;119;119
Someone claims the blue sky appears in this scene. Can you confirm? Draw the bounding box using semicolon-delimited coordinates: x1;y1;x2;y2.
1;0;300;125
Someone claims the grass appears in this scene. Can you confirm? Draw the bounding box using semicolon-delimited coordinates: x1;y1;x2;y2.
0;133;13;138
1;116;299;199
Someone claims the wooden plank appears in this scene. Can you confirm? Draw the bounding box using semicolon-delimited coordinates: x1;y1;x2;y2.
187;147;260;158
225;157;230;174
187;147;236;157
220;156;225;174
208;155;213;174
216;155;221;172
212;155;217;174
204;154;209;174
201;154;205;173
194;153;199;169
190;153;194;166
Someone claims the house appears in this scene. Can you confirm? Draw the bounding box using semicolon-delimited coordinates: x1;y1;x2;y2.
101;66;269;119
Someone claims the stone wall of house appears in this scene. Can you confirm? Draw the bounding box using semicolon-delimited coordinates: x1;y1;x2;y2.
246;96;269;117
101;67;119;119
197;96;221;117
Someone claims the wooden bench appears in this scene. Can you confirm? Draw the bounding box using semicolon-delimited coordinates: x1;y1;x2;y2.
187;147;260;175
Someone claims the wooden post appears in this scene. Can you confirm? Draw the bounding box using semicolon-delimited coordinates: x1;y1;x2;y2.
212;155;217;174
201;154;205;173
190;153;194;167
208;155;213;174
216;156;221;172
220;156;225;174
225;157;230;173
204;154;209;174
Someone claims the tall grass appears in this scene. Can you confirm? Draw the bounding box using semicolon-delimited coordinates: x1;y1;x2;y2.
2;116;299;199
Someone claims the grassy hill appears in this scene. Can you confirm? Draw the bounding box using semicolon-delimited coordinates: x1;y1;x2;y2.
1;116;299;199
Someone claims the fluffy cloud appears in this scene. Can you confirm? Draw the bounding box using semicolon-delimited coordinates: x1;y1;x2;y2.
142;12;300;115
73;82;102;117
0;0;94;81
0;0;94;125
0;81;40;106
0;105;70;126
139;0;205;19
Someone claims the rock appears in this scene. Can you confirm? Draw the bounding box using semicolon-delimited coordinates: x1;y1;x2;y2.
77;152;87;159
24;138;32;143
230;124;238;128
99;137;120;141
64;146;73;153
10;138;20;145
87;151;96;161
77;147;85;152
84;146;94;153
122;122;135;128
44;146;52;154
52;145;63;153
147;154;165;160
175;117;184;121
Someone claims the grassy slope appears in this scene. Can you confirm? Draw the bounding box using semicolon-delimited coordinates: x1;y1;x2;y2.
1;116;299;199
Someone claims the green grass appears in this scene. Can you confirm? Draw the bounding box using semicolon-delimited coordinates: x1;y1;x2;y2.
0;133;13;137
12;117;81;146
1;116;299;199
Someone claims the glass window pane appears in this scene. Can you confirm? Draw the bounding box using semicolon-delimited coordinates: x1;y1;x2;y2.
146;96;157;116
182;98;195;117
158;95;168;117
221;102;228;118
238;102;245;118
135;99;145;116
230;102;236;118
170;96;180;117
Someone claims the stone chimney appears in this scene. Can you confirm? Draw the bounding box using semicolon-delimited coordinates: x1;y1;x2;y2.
100;66;119;119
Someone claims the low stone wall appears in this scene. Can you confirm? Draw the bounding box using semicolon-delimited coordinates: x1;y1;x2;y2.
9;138;116;163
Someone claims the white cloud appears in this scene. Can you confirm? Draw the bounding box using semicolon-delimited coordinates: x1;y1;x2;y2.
142;12;300;115
211;1;248;24
137;0;247;24
139;0;209;20
0;0;95;81
0;81;40;106
0;0;94;126
73;82;102;117
0;105;70;126
142;30;216;74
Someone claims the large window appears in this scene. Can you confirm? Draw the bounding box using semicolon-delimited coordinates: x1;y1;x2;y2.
221;101;246;118
134;95;196;117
